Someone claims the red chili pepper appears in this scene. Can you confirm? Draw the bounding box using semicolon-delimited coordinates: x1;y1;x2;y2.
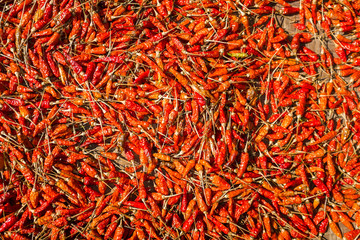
62;51;84;76
344;229;360;240
313;178;330;197
208;214;230;234
94;55;126;64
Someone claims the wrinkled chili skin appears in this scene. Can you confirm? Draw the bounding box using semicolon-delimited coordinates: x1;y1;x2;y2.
1;0;360;239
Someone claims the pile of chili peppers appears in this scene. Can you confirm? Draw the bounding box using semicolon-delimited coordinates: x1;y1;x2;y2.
1;0;360;239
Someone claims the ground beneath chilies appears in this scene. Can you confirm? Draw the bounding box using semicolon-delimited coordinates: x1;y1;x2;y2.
0;0;360;239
